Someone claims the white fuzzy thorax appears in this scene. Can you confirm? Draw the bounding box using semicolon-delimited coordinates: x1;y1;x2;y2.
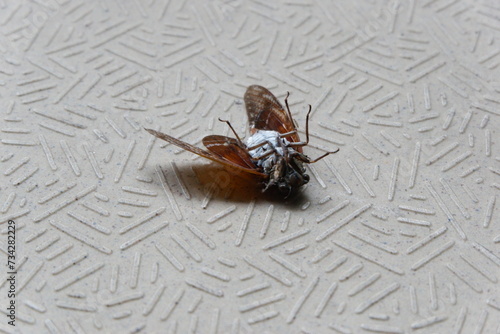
245;130;295;171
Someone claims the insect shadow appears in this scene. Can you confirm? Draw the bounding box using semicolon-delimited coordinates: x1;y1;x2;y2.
176;162;308;207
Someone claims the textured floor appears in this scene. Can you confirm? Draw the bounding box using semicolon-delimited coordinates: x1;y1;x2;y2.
1;0;500;333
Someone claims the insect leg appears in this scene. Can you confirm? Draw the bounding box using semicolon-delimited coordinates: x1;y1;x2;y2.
289;152;311;164
281;105;312;147
284;91;297;130
263;179;275;192
253;150;275;160
262;158;284;192
279;130;297;138
250;141;277;161
218;118;244;146
277;131;288;160
246;140;269;151
287;141;307;147
304;104;311;145
306;148;340;163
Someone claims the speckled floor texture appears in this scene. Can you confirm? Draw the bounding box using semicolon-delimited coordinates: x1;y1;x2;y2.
1;0;499;333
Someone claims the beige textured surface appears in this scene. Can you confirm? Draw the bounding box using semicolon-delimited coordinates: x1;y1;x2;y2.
1;0;499;333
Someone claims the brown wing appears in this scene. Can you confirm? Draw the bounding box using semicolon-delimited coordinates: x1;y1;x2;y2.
202;135;257;170
244;85;302;146
145;128;267;177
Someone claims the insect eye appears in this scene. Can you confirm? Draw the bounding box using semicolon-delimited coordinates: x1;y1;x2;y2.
289;172;303;187
303;174;310;183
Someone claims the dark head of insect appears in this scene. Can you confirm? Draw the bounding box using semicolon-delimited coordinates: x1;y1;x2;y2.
145;85;338;197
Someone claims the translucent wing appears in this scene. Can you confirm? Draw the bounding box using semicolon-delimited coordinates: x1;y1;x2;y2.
244;85;302;145
202;135;257;170
145;128;267;177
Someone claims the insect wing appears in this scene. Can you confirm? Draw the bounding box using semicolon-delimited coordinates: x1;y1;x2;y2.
203;135;257;170
145;128;266;177
244;85;302;147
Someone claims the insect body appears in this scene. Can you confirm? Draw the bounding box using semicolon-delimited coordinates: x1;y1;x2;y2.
246;129;291;170
145;85;338;195
244;129;308;193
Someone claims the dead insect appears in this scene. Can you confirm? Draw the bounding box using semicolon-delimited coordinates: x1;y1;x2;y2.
145;85;338;196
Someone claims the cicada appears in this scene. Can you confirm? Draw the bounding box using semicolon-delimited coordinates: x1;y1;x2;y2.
145;85;338;195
